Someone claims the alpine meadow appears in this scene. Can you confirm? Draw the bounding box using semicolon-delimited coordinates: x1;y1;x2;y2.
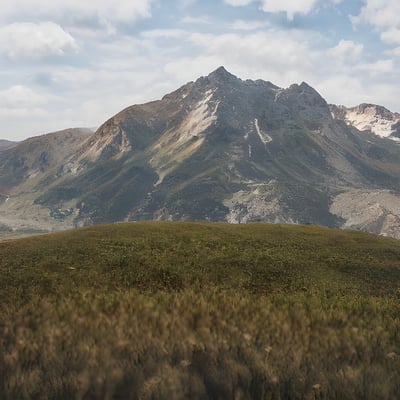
1;222;400;399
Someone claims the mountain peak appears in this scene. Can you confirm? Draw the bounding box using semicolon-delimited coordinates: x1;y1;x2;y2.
1;68;400;239
207;66;239;82
333;103;400;139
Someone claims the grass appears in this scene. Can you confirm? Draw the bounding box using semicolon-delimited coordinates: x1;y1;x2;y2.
1;222;400;399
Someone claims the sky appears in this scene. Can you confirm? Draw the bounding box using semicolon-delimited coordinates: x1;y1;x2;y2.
0;0;399;141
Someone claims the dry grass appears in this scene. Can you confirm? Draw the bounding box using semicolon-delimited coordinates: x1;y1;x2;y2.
1;222;400;399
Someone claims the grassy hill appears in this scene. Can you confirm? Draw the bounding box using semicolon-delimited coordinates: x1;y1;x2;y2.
1;222;400;399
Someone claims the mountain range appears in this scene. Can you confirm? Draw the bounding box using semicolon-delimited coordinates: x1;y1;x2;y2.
0;67;399;238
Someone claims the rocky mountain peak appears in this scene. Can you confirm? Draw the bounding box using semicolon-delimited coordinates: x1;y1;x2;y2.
208;66;238;82
284;81;327;105
273;81;329;121
1;68;399;239
356;103;395;118
331;103;400;140
194;66;240;91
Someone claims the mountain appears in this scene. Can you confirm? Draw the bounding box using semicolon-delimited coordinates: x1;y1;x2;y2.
330;103;400;141
0;128;92;234
0;67;399;238
0;139;18;151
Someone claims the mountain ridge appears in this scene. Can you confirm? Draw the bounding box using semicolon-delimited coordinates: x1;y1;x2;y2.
0;67;399;237
0;139;18;151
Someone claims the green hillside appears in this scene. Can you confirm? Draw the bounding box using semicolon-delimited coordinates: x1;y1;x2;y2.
1;222;400;399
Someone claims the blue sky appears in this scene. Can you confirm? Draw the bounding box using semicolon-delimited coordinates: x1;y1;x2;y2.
0;0;399;140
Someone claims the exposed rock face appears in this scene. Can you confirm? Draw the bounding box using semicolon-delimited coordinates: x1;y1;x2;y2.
330;190;400;239
331;103;400;141
0;128;92;234
0;128;92;189
0;67;399;238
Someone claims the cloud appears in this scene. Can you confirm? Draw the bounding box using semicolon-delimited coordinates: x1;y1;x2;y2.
351;0;400;47
358;59;394;76
231;20;270;31
0;85;47;108
181;15;212;25
385;47;400;57
140;29;187;40
1;1;399;141
0;85;50;134
316;75;365;107
224;0;253;5
0;22;77;60
185;30;318;86
328;40;364;62
225;0;343;20
351;0;400;30
259;0;319;20
322;41;395;81
0;0;154;24
380;28;400;45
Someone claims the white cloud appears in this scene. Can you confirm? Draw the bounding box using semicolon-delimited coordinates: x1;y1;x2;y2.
385;46;400;57
328;40;364;62
186;30;317;86
224;0;253;5
259;0;319;20
0;1;399;140
316;75;398;111
0;86;50;137
231;20;270;31
321;40;396;84
225;0;341;20
164;56;224;84
316;75;365;107
0;0;154;24
357;59;394;76
381;28;400;44
181;15;212;25
140;29;187;40
0;85;47;108
351;0;400;47
0;22;77;60
351;0;400;30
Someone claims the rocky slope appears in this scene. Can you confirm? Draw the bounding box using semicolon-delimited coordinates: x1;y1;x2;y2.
0;128;92;234
0;140;18;151
330;103;400;141
0;67;399;238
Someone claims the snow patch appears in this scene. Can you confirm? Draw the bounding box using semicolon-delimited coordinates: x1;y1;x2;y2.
344;105;400;139
254;118;272;145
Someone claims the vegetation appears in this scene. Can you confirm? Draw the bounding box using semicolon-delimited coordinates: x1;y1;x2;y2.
1;222;400;399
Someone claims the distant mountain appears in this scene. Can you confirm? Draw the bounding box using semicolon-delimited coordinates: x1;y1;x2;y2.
0;68;399;238
0;128;92;234
330;103;400;141
0;139;18;151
